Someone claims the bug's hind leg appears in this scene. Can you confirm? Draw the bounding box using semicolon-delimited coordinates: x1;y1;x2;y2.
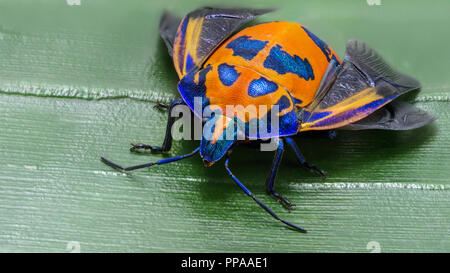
131;98;184;153
224;147;306;232
328;130;337;140
285;137;327;179
265;138;295;211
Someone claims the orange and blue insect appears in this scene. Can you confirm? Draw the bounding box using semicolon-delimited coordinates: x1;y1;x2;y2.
101;7;436;232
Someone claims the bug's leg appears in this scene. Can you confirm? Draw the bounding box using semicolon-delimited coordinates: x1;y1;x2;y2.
328;130;337;140
101;147;199;171
224;148;307;233
131;98;184;153
265;138;295;211
284;137;327;179
153;102;170;110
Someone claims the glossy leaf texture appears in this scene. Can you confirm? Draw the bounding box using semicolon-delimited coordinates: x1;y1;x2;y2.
0;0;449;252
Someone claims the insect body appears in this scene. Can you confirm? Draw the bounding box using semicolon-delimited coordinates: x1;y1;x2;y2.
203;21;340;108
101;7;436;232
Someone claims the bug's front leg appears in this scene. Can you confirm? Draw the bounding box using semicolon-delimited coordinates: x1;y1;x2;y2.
130;98;184;153
265;138;295;211
101;147;200;171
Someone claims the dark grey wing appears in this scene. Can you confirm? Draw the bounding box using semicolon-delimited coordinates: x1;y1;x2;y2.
309;39;421;111
159;11;182;57
341;100;436;130
187;7;274;65
300;39;432;131
172;7;274;76
344;39;421;95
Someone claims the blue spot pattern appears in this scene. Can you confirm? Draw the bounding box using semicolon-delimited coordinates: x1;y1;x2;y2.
301;26;339;63
292;97;303;105
185;53;195;74
263;44;315;81
245;106;299;139
176;17;189;74
247;77;279;97
177;64;213;117
218;63;241;86
275;95;291;112
226;35;268;60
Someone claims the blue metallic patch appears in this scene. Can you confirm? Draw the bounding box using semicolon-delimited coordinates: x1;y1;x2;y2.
245;105;299;139
200;115;239;163
275;95;291;112
247;77;278;97
177;64;213;117
301;26;339;63
176;17;189;74
302;110;332;123
226;35;268;60
292;97;303;105
185;53;195;74
218;63;241;86
263;44;314;81
309;96;395;128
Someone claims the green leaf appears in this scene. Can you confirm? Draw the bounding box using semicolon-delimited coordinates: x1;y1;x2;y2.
0;0;449;252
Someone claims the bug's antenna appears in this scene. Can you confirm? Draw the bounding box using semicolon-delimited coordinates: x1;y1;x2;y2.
101;147;200;171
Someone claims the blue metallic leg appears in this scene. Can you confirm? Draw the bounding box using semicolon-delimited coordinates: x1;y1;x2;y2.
101;147;199;171
328;130;337;140
153;102;170;110
224;147;307;232
265;138;295;211
285;137;327;179
131;98;185;153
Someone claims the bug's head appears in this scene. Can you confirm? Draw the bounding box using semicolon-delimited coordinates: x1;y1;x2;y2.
200;112;244;167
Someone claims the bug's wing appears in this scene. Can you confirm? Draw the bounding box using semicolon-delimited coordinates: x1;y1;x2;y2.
172;7;274;78
300;39;431;131
341;100;436;130
159;11;183;57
